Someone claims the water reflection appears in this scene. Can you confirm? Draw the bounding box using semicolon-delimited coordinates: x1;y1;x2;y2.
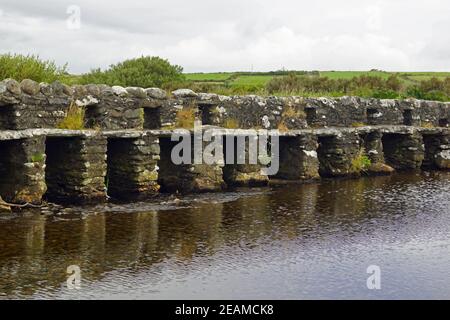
0;172;449;299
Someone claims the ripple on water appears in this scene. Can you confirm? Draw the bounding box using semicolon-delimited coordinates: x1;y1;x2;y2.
0;171;449;299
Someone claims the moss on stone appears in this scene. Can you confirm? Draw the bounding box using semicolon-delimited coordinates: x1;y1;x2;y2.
30;153;45;162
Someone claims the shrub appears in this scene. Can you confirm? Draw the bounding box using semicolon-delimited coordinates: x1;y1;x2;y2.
57;103;85;130
80;56;184;88
372;89;400;99
0;53;67;83
351;149;372;173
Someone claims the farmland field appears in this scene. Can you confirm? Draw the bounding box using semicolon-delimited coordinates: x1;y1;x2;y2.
185;70;450;87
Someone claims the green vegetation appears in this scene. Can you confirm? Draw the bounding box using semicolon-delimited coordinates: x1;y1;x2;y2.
80;56;184;88
351;150;372;173
30;153;45;163
57;103;85;130
185;70;450;101
0;53;67;83
0;53;449;101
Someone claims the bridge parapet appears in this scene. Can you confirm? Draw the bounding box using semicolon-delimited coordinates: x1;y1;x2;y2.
1;78;449;131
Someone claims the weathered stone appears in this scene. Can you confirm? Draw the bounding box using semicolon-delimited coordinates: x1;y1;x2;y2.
72;84;88;97
423;133;450;170
20;79;40;95
368;163;395;175
40;82;53;96
146;88;167;99
1;79;21;95
158;136;225;193
0;137;46;204
112;86;128;96
45;135;107;203
317;132;362;177
382;133;424;169
62;83;73;96
50;81;65;95
172;89;198;98
275;134;320;180
85;84;101;96
126;87;147;98
107;137;160;199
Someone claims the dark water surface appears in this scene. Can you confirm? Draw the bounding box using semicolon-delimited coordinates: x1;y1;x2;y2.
1;171;449;299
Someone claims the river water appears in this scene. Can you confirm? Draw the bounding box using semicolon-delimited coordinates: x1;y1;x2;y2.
0;171;449;299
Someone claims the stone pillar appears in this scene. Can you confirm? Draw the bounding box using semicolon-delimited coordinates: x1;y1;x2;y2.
223;134;269;186
158;135;225;193
106;136;160;199
274;133;320;180
317;132;361;177
423;133;450;170
361;131;394;175
0;137;47;204
382;133;424;170
45;135;107;203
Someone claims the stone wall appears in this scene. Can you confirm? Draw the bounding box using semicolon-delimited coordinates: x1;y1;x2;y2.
1;78;449;132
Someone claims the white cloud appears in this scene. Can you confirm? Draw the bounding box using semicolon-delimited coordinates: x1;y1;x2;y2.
0;0;449;73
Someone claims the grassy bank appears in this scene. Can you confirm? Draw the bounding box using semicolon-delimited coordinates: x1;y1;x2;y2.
183;71;450;100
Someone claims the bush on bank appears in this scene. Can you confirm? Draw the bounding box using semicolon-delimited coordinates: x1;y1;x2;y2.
80;56;185;88
0;53;68;83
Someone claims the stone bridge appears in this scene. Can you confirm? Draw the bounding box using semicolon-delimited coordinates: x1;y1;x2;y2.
0;78;449;205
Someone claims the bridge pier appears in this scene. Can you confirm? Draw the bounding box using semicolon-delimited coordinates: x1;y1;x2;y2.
317;132;361;177
223;134;269;186
359;131;394;175
45;135;107;203
158;136;225;193
274;134;320;180
106;136;160;200
0;137;46;204
423;133;450;170
382;132;424;170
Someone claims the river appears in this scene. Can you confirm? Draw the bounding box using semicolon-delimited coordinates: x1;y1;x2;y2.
0;171;449;299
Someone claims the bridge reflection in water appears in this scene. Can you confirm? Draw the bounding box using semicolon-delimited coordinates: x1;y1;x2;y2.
0;171;449;299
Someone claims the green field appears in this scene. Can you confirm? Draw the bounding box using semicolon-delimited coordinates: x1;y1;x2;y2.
185;71;450;87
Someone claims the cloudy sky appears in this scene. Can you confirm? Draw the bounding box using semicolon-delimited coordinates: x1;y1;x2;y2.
0;0;449;73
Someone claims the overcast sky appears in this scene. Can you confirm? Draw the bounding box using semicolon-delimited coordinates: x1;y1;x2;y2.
0;0;449;73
